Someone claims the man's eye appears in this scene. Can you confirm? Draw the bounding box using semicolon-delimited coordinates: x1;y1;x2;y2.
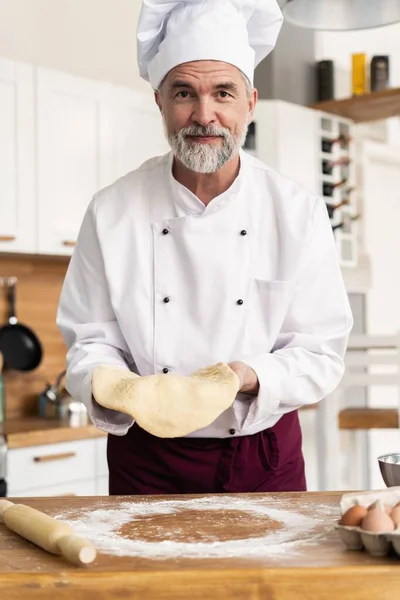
176;91;189;98
218;91;231;98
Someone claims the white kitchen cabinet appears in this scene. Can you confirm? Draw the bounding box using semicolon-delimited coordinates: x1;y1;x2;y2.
95;436;109;478
104;85;169;184
94;436;109;495
252;100;320;194
36;69;166;256
7;437;108;497
0;59;36;254
36;68;113;256
9;479;97;498
96;476;109;496
7;438;97;493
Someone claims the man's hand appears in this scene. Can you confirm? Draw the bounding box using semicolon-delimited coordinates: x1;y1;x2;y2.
228;361;260;396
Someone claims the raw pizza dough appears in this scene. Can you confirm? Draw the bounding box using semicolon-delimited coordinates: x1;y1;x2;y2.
92;363;240;438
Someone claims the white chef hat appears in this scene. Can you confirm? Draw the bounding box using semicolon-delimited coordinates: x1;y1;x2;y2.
137;0;284;90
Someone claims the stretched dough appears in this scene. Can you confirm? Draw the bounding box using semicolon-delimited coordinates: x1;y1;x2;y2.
92;363;240;438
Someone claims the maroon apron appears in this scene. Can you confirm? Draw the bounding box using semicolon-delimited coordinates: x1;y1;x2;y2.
107;409;306;495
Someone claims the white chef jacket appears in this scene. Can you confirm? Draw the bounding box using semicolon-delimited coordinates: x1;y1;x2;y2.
57;150;353;438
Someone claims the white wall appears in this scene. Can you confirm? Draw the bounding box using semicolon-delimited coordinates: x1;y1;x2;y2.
0;0;148;91
315;24;400;98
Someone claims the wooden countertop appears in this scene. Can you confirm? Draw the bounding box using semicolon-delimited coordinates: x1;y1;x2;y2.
1;492;399;599
0;417;106;448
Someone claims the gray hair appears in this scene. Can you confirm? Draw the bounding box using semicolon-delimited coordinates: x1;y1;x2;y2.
241;73;253;100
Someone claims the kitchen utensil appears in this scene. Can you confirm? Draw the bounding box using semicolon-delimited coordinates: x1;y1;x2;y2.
281;0;400;31
54;371;88;424
378;453;400;487
0;435;6;497
60;398;88;427
39;384;58;418
0;278;42;371
370;55;390;92
39;370;88;425
0;499;96;566
352;53;367;96
0;353;4;424
39;370;65;419
316;60;335;102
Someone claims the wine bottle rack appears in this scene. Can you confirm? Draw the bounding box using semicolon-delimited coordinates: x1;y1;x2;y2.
318;115;358;267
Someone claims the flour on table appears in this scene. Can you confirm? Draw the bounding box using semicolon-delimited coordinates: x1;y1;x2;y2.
54;496;338;560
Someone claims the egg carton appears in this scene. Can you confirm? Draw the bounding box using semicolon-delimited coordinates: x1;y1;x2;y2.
336;487;400;558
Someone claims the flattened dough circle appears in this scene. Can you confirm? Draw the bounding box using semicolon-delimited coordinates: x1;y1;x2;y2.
92;363;240;438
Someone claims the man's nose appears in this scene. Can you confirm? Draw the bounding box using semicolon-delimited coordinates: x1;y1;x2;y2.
191;100;216;128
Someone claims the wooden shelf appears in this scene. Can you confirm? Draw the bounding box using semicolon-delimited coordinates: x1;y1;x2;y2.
0;417;106;448
339;407;399;430
309;87;400;123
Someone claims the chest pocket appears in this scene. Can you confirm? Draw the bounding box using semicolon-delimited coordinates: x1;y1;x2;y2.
244;279;295;355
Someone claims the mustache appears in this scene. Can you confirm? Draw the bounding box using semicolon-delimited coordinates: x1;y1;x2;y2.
178;125;230;139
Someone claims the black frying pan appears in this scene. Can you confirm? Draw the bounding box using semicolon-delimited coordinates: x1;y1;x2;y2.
0;279;43;371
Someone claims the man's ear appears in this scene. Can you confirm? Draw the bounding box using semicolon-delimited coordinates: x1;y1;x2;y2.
154;90;163;114
248;87;258;123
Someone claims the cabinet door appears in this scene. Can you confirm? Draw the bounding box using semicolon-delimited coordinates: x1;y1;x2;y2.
7;438;97;493
0;59;36;253
253;101;319;195
36;68;112;256
94;436;108;478
9;479;97;498
104;86;169;184
96;476;109;496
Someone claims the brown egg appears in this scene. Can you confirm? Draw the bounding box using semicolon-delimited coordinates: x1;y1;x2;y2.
367;501;392;514
340;505;368;527
390;506;400;527
361;508;395;533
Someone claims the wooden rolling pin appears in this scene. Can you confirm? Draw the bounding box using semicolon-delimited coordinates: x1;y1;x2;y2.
0;500;96;566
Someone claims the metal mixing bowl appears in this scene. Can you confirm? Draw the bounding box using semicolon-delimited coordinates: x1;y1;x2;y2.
378;453;400;487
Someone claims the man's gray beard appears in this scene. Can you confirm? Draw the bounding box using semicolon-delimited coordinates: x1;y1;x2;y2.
166;122;249;174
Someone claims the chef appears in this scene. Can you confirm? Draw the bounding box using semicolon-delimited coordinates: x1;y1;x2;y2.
57;0;353;495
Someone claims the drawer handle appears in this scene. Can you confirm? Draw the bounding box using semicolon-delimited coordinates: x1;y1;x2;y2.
0;235;16;242
33;451;76;463
62;240;76;247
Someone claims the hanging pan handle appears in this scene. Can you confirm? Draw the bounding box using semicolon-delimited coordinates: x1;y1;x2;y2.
6;278;18;325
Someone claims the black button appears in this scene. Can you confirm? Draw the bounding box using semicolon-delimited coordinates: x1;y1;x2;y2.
162;368;169;374
229;428;236;435
163;297;170;303
162;229;169;235
240;230;247;236
237;299;244;305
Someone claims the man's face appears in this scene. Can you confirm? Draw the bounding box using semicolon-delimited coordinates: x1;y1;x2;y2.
155;61;257;174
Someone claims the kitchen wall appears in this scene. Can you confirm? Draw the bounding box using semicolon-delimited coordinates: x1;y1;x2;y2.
0;255;68;419
0;0;147;91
